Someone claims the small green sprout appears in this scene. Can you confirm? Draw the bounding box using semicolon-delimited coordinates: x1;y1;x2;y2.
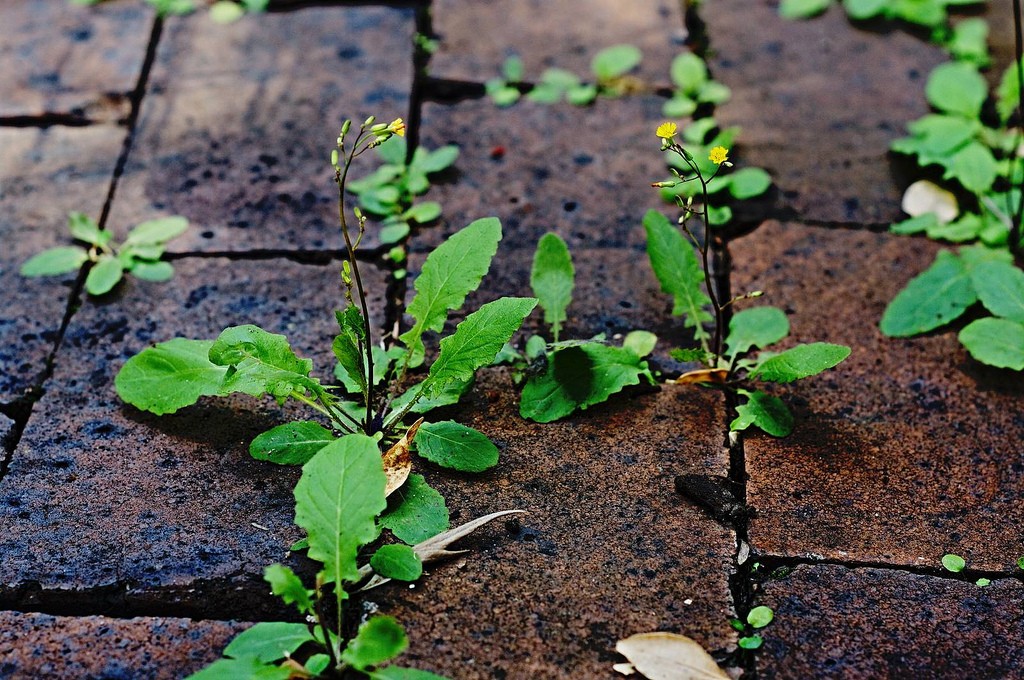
1017;556;1024;571
738;635;764;650
976;578;991;587
941;553;967;573
747;605;774;629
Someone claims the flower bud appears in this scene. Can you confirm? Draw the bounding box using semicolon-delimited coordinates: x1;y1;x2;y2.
362;115;376;127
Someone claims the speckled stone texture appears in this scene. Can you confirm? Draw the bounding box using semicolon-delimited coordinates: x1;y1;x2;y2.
0;413;14;452
105;6;414;253
756;565;1024;679
0;0;150;120
0;258;388;617
732;221;1024;570
366;369;737;678
704;0;947;225
0;610;248;680
0;126;127;403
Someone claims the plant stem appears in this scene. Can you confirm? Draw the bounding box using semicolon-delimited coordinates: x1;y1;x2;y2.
1012;0;1024;257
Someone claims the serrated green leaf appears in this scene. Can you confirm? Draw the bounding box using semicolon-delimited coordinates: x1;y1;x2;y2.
341;616;408;671
415;421;499;472
125;216;189;245
421;297;537;399
400;218;503;365
731;390;794;437
224;622;316;663
751;343;850;383
68;212;108;246
20;246;88;276
370;545;423;582
943;142;997;194
727;167;772;199
250;421;337;465
369;668;449;680
881;251;977;336
779;0;831;19
380;473;449;544
263;564;314;615
926;62;987;118
970;261;1024;322
644;210;712;341
115;338;227;414
727;307;790;357
670;52;707;93
130;260;175;281
85;255;124;295
294;434;386;589
209;325;318;399
591;44;642;80
531;233;574;342
959;318;1024;370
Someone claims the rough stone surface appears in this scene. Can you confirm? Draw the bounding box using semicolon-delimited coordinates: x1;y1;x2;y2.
429;0;684;86
756;565;1024;679
0;413;15;453
0;0;149;120
704;0;947;225
367;369;736;678
0;610;247;680
106;6;414;254
0;258;388;617
732;221;1024;570
0;126;127;403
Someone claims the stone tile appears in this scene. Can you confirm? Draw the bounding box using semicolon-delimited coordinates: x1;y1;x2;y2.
704;0;947;225
0;610;247;680
106;6;414;254
0;413;14;452
0;0;150;120
732;221;1024;570
0;257;388;617
756;564;1024;678
366;369;737;678
430;0;684;85
0;126;126;402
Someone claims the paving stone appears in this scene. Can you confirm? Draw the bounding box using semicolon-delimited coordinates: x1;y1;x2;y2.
0;413;14;453
0;610;247;680
106;6;414;254
429;0;684;86
755;564;1024;678
0;0;150;120
366;368;737;678
0;257;388;617
731;221;1024;570
704;0;947;225
0;126;126;403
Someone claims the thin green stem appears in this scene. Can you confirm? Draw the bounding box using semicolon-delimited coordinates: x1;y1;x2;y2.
1012;0;1024;256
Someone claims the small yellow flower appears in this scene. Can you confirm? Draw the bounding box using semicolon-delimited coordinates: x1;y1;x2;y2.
655;122;678;139
709;146;729;165
388;118;406;137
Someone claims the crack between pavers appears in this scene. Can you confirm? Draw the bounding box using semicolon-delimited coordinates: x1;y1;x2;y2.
750;552;1024;584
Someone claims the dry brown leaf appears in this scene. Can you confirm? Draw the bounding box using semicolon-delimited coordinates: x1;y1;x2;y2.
382;417;423;498
615;632;730;680
614;662;639;675
674;368;729;385
901;179;958;224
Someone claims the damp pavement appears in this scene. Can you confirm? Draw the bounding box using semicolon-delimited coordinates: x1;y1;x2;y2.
0;0;1021;678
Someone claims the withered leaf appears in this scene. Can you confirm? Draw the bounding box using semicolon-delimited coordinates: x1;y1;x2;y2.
674;368;729;385
382;418;423;498
615;632;730;680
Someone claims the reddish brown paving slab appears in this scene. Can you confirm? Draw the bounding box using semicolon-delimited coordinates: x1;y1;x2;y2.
413;98;678;253
0;0;150;120
429;0;684;86
755;565;1024;678
731;221;1024;570
365;369;737;678
105;6;413;254
0;126;127;403
0;257;387;617
0;610;248;680
703;0;947;225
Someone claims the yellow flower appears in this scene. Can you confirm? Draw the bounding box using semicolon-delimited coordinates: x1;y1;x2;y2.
388;118;406;137
709;146;729;165
655;122;678;139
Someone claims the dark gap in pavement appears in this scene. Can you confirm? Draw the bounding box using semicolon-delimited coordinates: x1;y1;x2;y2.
162;248;365;265
753;553;1024;584
0;94;133;128
0;113;96;128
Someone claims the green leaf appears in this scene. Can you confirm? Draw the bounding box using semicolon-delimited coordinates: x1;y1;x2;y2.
591;44;642;81
388;375;472;415
209;325;317;399
333;304;368;395
68;211;108;246
293;434;386;588
670;52;707;93
250;421;337;465
623;330;658;357
224;622;316;663
976;578;991;587
304;655;331;675
747;606;775;629
129;260;175;281
370;544;423;581
404;202;442;224
894;0;946;27
643;210;712;341
341;616;408;671
487;82;521;107
20;246;88;276
750;343;851;383
943;142;997;194
970;261;1024;322
731;390;794;437
997;59;1022;123
926;62;987;118
946;17;990;66
959;318;1024;370
377;136;407;165
115;338;227;414
662;95;697;118
738;635;763;650
414;146;459;174
842;0;887;19
727;307;790;357
379;221;411;245
727;167;772;200
263;564;314;615
185;657;291;680
926;214;983;243
415;421;499;472
125;216;189;245
891;213;940;235
369;669;449;680
421;297;538;399
209;1;246;23
941;553;966;573
904;114;979;156
380;473;450;544
779;0;831;19
566;83;598;106
400;218;503;365
531;233;575;342
502;55;524;81
85;255;124;295
880;251;976;336
696;80;731;104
